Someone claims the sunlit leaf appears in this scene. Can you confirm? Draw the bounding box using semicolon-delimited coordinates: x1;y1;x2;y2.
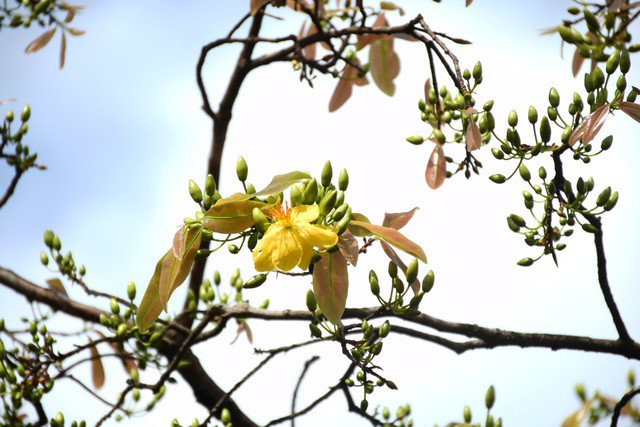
137;256;165;332
25;28;57;54
59;32;67;69
425;144;446;189
572;47;585;77
90;344;105;390
202;198;268;234
561;398;594;427
313;251;349;325
369;36;400;96
253;171;311;197
383;207;418;230
338;232;359;266
381;241;419;294
466;119;482;151
66;27;85;36
569;104;610;146
64;9;75;23
347;213;373;237
172;225;187;260
46;278;68;297
356;14;387;50
159;227;202;310
619;101;640;124
350;221;427;262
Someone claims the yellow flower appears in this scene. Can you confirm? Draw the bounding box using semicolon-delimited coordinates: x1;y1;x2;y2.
252;203;338;272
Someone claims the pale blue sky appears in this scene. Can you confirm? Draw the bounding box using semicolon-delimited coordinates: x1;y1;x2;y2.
1;1;639;426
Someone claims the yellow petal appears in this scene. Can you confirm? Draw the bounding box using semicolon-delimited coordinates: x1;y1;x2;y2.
298;223;338;248
297;244;316;270
253;234;276;272
291;204;319;223
271;228;303;271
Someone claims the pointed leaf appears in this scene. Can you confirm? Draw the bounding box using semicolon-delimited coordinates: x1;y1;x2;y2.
425;144;446;189
338;232;359;266
0;99;16;106
572;47;585;77
569;104;610;146
250;0;263;15
304;23;317;60
466;0;473;6
90;344;105;390
619;101;640;124
383;207;419;230
46;278;68;297
64;9;75;23
356;14;387;50
202;198;268;234
172;225;187;260
66;27;85;36
59;32;67;69
369;37;400;96
329;69;355;112
137;256;165;331
381;241;419;294
350;221;427;262
313;251;349;324
253;171;311;197
159;227;202;310
465;119;482;151
561;398;595;427
25;28;57;54
347;213;373;237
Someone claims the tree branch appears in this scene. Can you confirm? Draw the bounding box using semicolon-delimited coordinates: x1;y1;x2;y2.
611;386;640;426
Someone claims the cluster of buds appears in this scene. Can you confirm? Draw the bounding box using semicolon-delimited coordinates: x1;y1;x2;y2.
369;260;434;316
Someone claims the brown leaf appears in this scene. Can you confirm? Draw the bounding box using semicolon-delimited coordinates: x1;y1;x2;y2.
59;32;67;69
369;36;400;96
619;101;640;124
337;232;359;266
382;207;419;230
539;26;559;36
572;47;585;77
66;27;85;36
96;331;138;375
569;104;610;146
391;33;418;42
172;225;187;260
356;14;388;50
25;28;57;54
465;119;482;151
250;0;263;15
449;37;472;45
424;78;432;106
381;241;419;294
465;0;473;6
90;344;105;390
350;220;427;263
329;67;355;112
46;278;68;297
231;322;253;345
347;213;373;237
64;9;75;23
304;23;318;61
313;251;349;324
425;144;446;190
159;227;202;310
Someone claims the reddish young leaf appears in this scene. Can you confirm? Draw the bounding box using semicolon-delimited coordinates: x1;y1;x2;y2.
571;47;585;77
136;255;165;332
424;78;432;107
66;27;86;36
25;28;57;54
159;227;202;310
96;331;138;375
90;344;105;390
252;171;311;198
329;67;355;112
64;9;75;23
425;144;446;190
313;251;349;325
380;241;420;294
561;398;595;427
338;232;359;266
202;198;268;234
619;101;640;124
350;221;427;262
172;225;187;260
356;14;387;50
46;278;68;297
569;104;610;146
250;0;263;15
466;0;474;6
370;36;400;96
303;23;318;60
59;32;67;69
465;119;482;151
347;213;373;237
231;322;253;345
382;207;419;230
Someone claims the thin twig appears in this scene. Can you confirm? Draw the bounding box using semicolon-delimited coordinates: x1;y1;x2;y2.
291;356;320;427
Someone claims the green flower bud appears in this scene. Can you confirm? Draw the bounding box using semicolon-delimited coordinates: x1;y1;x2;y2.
463;406;472;422
422;270;434;293
319;190;337;216
321;161;333;187
388;261;398;278
405;258;419;284
628;369;636;387
583;9;599;33
99;314;110;327
483;100;494;111
433;128;446;143
305;289;318;312
379;320;390;338
338;169;349;191
204;174;216;197
110;298;120;315
360;399;369;412
5;110;14;122
243;273;267;289
21;104;31;122
52;235;61;251
620;49;631;74
592;66;605;88
616;74;627;92
127;281;136;300
335;207;351;235
463;68;471;80
491;148;504;160
628;89;638;102
489;174;506;184
517;258;534;266
290;185;302;206
44;230;55;248
302;178;318;204
40;251;49;266
519;163;531;181
309;323;322;338
236;156;248;182
539;116;551;143
596;186;611;206
406;135;424;145
472;61;482;80
582;223;598;233
485;385;496;409
188;180;203;204
506;216;520;232
221;408;231;424
528;106;538;124
606;50;620;74
510;214;526;227
332;203;349;221
508;110;518;127
558;25;572;43
604;191;618;211
252;207;269;234
575;383;587;401
369;270;380;295
116;323;128;336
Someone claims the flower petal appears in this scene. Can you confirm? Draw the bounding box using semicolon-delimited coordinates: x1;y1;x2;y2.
253;234;276;272
291;204;319;223
271;228;303;272
299;223;339;248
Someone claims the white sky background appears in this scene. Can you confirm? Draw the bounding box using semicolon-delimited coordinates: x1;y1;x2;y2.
1;0;640;426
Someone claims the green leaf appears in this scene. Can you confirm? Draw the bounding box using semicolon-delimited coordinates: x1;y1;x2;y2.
350;220;427;263
561;398;595;427
252;171;311;198
202;197;268;234
382;207;418;230
369;36;400;96
347;213;373;237
313;251;349;325
136;256;165;332
159;227;202;310
89;343;105;390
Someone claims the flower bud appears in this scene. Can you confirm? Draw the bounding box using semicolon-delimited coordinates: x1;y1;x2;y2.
221;408;231;424
338;169;349;191
319;190;337;216
519;163;531;181
620;49;631;73
507;110;518;127
290;185;302;206
309;323;322;338
5;110;14;122
243;273;267;289
236;156;248;182
489;174;506;184
606;50;620;74
528;106;538;124
483;100;494;111
405;258;419;284
306;289;317;312
188;180;202;204
388;261;398;278
44;230;55;248
517;258;534;266
422;270;435;292
591;67;605;88
321;161;333;187
405;135;424;145
127;281;136;300
595;186;611;206
472;61;482;80
485;385;495;409
604;191;618;211
302;179;318;204
252;207;269;233
110;298;120;315
433;128;445;143
379;320;390;338
335;207;351;235
205;174;216;197
21;104;30;122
